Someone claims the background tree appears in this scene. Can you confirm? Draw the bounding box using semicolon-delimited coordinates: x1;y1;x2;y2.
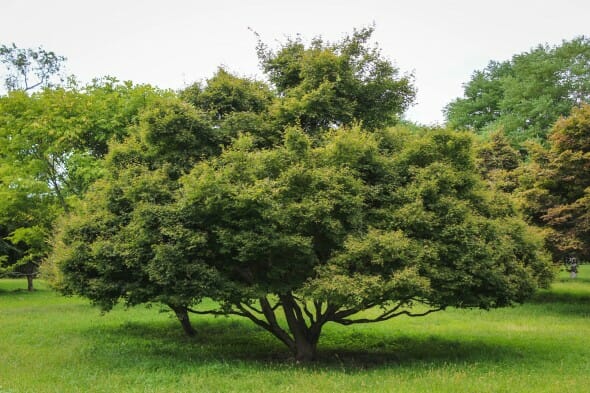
445;36;590;146
475;130;522;192
0;80;161;289
0;43;66;92
519;104;590;262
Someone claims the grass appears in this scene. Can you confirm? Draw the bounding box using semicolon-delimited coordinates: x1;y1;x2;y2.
1;268;590;393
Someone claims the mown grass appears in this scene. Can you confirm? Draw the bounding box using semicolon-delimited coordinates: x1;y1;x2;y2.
1;267;590;393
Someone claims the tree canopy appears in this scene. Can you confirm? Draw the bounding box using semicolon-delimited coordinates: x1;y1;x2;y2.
519;104;590;262
258;27;416;134
0;79;162;289
180;27;416;143
445;36;590;146
49;124;553;360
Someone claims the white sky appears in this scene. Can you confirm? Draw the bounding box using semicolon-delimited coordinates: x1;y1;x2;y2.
1;0;589;124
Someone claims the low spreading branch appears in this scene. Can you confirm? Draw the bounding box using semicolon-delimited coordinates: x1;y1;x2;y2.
186;307;235;316
333;306;445;326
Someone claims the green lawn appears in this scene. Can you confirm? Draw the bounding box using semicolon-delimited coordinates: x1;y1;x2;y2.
1;267;590;393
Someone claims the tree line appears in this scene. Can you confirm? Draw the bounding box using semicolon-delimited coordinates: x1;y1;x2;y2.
1;28;588;361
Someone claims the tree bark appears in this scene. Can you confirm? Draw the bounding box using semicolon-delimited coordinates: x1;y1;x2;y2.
237;294;327;361
170;305;196;337
26;275;34;292
280;293;321;361
294;335;318;362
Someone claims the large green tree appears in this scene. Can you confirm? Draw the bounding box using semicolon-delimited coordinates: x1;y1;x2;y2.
50;126;553;361
445;37;590;145
45;28;552;361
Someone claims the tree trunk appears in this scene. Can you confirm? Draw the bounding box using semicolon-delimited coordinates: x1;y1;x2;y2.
279;293;321;362
294;336;318;362
170;305;196;337
26;275;34;292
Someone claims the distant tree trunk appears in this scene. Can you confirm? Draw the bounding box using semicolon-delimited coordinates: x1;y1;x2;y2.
26;275;34;292
169;305;196;336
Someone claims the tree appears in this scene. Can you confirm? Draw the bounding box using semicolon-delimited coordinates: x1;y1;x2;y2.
0;43;66;92
519;104;590;262
0;80;162;290
445;37;590;145
50;125;552;361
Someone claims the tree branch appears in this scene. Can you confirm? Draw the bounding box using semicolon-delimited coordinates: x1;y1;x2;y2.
242;301;263;314
333;306;444;326
292;295;315;324
186;307;237;316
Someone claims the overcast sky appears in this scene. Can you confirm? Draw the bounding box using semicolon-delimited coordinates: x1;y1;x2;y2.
1;0;589;124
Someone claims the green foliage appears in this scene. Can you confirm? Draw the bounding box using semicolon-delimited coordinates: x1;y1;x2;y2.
46;95;221;322
446;36;590;145
0;80;162;285
181;68;279;147
257;26;416;134
179;27;417;149
475;131;522;192
519;104;590;261
182;67;273;118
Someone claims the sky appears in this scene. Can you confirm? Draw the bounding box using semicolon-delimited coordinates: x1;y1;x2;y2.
1;0;589;124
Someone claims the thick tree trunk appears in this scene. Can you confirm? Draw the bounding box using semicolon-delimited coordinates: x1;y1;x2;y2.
294;336;318;362
240;294;328;362
26;275;34;292
279;293;322;362
170;305;196;337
